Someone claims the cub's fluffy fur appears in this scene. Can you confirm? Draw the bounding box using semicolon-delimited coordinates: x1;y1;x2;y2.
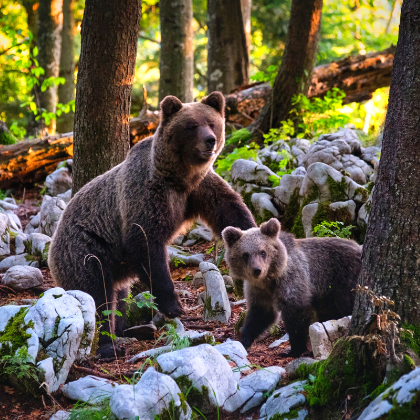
49;92;256;355
222;218;361;356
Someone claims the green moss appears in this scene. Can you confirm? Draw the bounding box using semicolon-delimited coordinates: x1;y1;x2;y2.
401;324;420;356
327;175;348;202
269;409;301;420
386;390;420;420
354;187;369;203
365;181;374;194
0;308;34;358
296;337;379;407
283;188;301;232
0;130;18;145
311;201;331;230
290;184;320;238
174;376;211;411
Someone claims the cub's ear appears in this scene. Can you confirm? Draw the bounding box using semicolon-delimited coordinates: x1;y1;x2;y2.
260;218;281;238
222;226;243;247
202;91;225;117
160;95;183;119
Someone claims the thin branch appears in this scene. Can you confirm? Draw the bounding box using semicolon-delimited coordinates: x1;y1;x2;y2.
0;41;28;57
139;34;160;44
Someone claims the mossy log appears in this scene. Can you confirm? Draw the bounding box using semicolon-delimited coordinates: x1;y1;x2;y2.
0;111;160;189
225;45;396;126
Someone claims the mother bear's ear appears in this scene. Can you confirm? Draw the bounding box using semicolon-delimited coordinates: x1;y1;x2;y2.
160;95;183;120
202;91;225;117
222;226;243;247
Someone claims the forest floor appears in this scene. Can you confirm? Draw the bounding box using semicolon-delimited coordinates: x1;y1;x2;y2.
0;188;304;420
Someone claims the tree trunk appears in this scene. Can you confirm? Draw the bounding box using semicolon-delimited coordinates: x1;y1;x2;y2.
249;0;323;138
350;0;420;335
159;0;193;102
56;0;75;133
72;0;142;196
207;0;249;93
226;46;396;127
22;0;38;47
37;0;63;135
240;0;252;57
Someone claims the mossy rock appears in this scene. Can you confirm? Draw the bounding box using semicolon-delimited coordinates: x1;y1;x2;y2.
233;278;244;299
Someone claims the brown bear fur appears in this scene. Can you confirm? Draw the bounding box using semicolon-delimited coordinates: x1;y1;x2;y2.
222;218;362;356
48;92;256;355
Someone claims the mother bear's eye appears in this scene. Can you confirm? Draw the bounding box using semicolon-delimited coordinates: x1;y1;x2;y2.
242;252;249;263
186;122;198;130
209;123;215;130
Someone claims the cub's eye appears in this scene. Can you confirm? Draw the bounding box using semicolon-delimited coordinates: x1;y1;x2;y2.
186;122;198;130
260;250;267;259
242;252;249;263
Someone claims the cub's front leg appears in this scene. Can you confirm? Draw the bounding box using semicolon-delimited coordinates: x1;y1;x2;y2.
240;283;277;349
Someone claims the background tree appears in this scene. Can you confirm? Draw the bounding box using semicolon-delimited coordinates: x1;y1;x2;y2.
56;0;75;133
159;0;193;102
37;0;63;134
207;0;249;93
249;0;323;138
72;0;142;195
350;0;420;336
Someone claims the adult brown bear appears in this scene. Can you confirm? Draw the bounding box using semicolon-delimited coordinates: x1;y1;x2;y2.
49;92;256;356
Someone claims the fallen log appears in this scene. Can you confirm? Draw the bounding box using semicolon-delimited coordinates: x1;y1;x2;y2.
0;46;395;189
226;45;396;126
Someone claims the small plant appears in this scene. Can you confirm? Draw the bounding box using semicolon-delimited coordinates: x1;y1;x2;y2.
157;324;190;351
68;398;113;420
313;221;354;239
250;64;278;86
262;120;295;144
172;257;186;268
122;291;158;312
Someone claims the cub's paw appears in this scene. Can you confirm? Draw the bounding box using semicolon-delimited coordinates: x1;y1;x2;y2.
239;331;254;350
156;293;185;318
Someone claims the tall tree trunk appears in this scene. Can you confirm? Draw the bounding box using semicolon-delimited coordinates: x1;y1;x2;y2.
72;0;141;196
207;0;249;93
241;0;252;57
37;0;63;135
350;0;420;335
249;0;323;138
159;0;193;102
56;0;75;133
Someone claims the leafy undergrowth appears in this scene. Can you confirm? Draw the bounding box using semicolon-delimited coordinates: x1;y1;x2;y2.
0;188;297;420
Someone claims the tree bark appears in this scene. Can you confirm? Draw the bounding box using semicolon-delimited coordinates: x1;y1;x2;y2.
37;0;63;135
56;0;75;133
350;0;420;335
159;0;193;102
240;0;252;57
72;0;142;196
249;0;323;138
226;45;395;127
207;0;249;93
22;0;38;47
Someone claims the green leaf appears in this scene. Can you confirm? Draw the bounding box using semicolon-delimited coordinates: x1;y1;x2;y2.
32;46;38;57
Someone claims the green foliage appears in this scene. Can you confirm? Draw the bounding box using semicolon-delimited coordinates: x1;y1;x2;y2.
290;88;351;139
401;324;420;357
68;399;114;420
123;291;158;312
313;221;354;239
250;64;278;86
225;128;253;147
215;143;259;177
172;257;186;268
157;324;191;351
263;121;295;143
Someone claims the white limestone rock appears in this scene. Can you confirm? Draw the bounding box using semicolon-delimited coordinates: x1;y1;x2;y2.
224;366;285;413
2;266;43;291
269;333;290;348
49;411;70;420
5;210;22;234
259;380;308;420
251;192;279;220
215;339;251;373
193;271;204;287
0;254;39;272
15;233;28;254
110;367;192;420
167;246;205;266
45;167;72;196
199;262;231;323
301;203;319;238
24;287;96;392
274;174;304;206
188;222;213;242
24;213;40;235
231;159;277;187
38;195;67;237
309;316;352;359
285;357;316;379
157;344;238;414
358;367;420;420
0;212;10;256
62;375;118;403
56;189;72;204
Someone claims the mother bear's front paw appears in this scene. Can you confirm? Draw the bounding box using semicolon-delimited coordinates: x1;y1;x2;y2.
156;292;185;318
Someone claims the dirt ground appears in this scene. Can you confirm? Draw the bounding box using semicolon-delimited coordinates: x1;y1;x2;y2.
0;188;305;420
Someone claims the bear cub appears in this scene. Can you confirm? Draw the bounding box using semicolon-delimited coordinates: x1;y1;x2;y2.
222;218;362;356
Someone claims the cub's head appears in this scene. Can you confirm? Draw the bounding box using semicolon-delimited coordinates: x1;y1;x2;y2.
155;92;225;172
222;218;288;286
